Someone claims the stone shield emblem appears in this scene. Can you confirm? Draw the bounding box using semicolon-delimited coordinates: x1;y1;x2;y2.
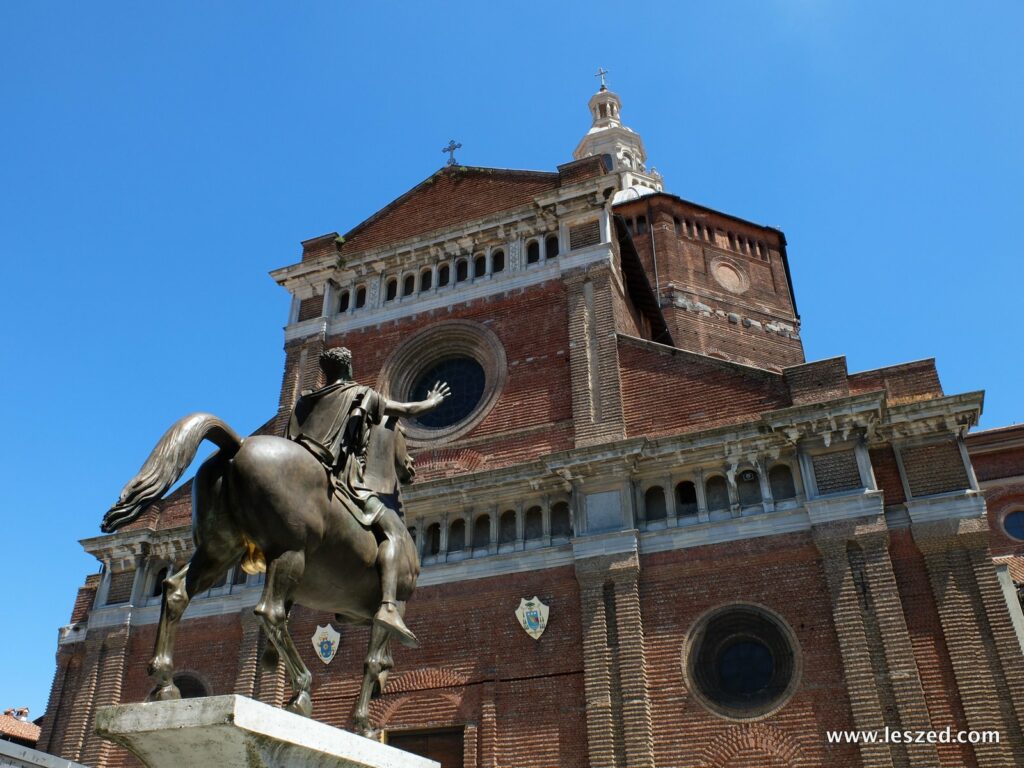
515;597;549;640
312;624;340;665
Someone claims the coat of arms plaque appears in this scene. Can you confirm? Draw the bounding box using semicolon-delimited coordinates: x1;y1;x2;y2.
515;596;549;640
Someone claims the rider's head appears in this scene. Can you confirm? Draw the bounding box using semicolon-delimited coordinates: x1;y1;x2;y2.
320;347;353;382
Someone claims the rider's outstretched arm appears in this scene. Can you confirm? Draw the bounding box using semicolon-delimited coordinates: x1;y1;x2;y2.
384;381;451;417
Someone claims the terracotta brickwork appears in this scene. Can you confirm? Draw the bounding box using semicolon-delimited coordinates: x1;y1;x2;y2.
44;111;1024;768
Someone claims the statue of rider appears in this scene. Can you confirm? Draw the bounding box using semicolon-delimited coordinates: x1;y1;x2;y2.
287;346;449;648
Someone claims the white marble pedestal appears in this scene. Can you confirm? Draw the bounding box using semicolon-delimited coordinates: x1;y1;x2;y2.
95;695;438;768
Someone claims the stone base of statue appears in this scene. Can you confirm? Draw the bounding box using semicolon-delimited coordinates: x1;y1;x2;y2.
94;695;438;768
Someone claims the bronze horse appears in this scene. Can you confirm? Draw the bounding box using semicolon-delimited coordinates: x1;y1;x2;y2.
100;412;420;735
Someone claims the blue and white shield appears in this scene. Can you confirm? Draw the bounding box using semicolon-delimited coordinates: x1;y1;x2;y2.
515;596;549;640
312;623;340;665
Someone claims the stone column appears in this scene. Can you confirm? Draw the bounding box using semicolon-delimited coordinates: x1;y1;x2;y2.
913;517;1024;766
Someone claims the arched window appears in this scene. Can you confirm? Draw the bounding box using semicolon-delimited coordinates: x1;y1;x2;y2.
524;506;543;540
645;486;667;521
172;673;208;699
420;269;433;292
337;289;350;313
438;263;451;287
355;286;366;309
551;501;572;537
545;235;559;259
705;476;730;510
527;240;541;264
491;250;505;273
456;259;469;283
676;481;698;516
473;254;486;278
769;465;797;501
448;519;465;552
737;469;762;506
472;514;491;549
499;510;517;544
686;220;695;238
386;278;398;301
403;274;415;297
151;566;168;598
426;523;441;556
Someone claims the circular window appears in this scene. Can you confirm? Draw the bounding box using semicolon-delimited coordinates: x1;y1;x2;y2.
410;357;486;429
685;605;800;720
1004;511;1024;540
377;320;507;445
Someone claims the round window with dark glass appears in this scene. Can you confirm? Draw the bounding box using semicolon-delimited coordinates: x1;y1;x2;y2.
410;356;486;430
687;606;798;719
1004;511;1024;541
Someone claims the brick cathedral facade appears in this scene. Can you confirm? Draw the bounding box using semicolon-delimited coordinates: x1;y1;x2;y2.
38;84;1024;768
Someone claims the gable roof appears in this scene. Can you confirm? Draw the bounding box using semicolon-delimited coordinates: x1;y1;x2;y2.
301;158;610;262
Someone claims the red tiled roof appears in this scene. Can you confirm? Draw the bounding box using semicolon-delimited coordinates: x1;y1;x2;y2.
0;714;40;744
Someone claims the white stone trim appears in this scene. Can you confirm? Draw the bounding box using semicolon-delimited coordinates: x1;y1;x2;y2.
904;490;986;524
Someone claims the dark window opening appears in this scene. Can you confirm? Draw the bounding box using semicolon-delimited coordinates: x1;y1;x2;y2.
438;264;450;287
524;506;543;540
151;567;168;597
769;465;796;501
676;481;698;515
491;250;505;273
355;286;366;308
456;259;468;282
421;270;432;291
550;501;572;537
448;519;465;552
232;566;247;586
410;356;486;429
338;290;350;313
473;254;486;278
636;215;648;234
499;511;517;543
527;241;540;264
426;523;441;556
737;470;762;506
403;274;415;297
472;515;490;549
645;486;667;521
705;476;730;510
386;279;398;301
545;235;559;259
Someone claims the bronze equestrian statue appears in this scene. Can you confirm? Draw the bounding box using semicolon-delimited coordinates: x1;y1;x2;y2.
101;347;450;736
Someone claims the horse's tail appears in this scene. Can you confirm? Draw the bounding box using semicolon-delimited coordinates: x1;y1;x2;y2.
101;413;242;533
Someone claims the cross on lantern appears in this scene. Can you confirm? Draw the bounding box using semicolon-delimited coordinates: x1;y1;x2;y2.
442;139;462;166
594;67;609;89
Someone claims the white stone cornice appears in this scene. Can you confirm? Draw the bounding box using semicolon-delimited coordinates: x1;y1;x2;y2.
805;490;885;525
905;490;987;524
762;392;885;446
876;391;984;442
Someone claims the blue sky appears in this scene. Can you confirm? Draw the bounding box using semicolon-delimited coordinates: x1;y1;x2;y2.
1;2;1021;720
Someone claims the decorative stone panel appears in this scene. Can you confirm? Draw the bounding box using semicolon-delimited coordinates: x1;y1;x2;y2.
901;439;969;497
811;451;862;495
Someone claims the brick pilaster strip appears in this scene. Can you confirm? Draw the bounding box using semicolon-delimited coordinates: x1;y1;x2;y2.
61;634;103;762
79;621;131;768
234;609;261;697
37;646;73;755
479;685;497;768
610;570;655;768
574;573;618;768
813;522;897;768
913;518;1020;766
856;531;941;766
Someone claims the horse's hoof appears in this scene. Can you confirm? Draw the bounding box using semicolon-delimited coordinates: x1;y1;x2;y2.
286;691;313;717
147;683;181;702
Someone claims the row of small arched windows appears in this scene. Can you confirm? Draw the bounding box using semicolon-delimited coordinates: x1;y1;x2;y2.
643;465;797;521
335;235;560;314
671;217;769;260
420;502;572;556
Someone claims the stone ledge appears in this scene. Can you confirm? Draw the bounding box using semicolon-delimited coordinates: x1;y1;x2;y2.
95;695;438;768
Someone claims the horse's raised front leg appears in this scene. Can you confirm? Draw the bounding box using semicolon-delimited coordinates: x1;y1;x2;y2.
352;616;394;738
147;564;190;701
255;550;313;717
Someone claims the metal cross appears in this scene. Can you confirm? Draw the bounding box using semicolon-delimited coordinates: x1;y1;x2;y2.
442;139;462;166
594;67;609;89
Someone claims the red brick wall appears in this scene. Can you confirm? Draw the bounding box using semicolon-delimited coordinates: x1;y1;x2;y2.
972;447;1024;483
848;360;943;403
888;530;978;768
640;533;861;767
70;574;100;624
321;280;576;476
870;446;907;506
617;337;791;438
